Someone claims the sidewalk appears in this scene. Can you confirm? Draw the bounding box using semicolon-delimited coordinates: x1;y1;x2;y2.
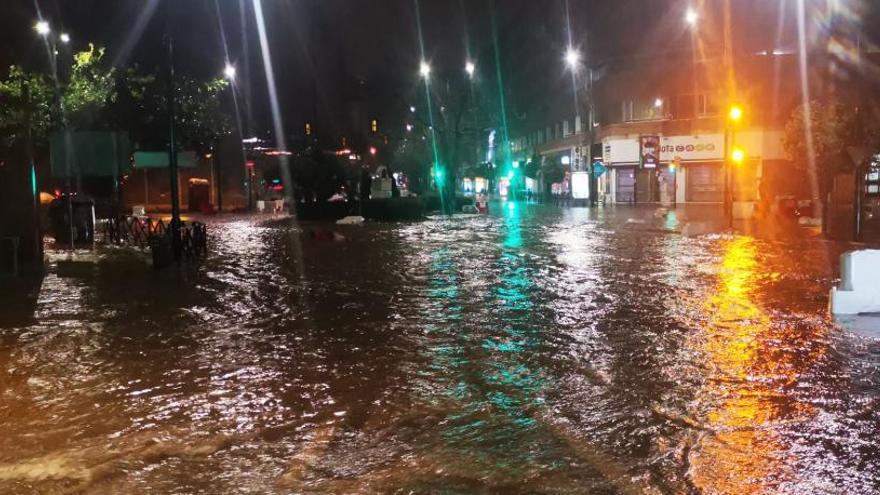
609;203;822;241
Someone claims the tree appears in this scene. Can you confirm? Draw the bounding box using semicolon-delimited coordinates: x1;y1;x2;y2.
784;97;880;232
63;44;117;129
0;66;53;147
783;99;856;175
175;77;233;153
392;136;431;195
116;70;232;153
289;149;348;203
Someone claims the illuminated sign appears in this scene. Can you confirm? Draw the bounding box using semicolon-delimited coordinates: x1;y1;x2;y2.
640;135;660;169
659;134;723;161
571;171;590;199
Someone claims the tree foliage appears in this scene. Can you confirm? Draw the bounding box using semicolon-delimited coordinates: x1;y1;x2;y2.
0;45;232;154
289;150;348;203
0;66;54;146
783;99;857;174
175;77;232;152
63;44;117;129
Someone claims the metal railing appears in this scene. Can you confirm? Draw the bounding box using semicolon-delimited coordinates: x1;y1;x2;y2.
99;216;208;264
101;216;167;248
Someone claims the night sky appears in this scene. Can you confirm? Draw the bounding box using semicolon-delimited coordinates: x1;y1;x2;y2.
2;0;878;142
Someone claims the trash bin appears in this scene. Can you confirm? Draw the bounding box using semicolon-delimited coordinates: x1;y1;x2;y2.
48;195;96;245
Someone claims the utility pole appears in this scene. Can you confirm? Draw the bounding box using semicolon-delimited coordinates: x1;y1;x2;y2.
214;150;223;212
166;20;182;263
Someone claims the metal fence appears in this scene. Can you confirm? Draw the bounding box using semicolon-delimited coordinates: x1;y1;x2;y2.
99;216;208;263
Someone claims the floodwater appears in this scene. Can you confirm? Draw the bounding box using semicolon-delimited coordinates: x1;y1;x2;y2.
1;203;878;494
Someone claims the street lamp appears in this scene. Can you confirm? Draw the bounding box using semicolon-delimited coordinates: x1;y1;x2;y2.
565;47;581;71
685;7;698;26
409;105;416;113
34;20;50;36
59;33;70;44
465;60;475;78
223;63;236;80
728;104;743;122
419;60;431;79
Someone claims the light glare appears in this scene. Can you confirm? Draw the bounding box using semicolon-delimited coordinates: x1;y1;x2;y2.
34;21;50;36
565;47;580;70
223;63;236;80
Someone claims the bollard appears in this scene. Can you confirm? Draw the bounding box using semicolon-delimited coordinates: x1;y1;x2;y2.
830;250;880;314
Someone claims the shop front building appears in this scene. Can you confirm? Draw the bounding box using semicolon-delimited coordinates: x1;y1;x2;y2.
602;129;785;205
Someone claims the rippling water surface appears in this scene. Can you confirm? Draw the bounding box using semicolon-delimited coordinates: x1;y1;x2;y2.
1;204;879;494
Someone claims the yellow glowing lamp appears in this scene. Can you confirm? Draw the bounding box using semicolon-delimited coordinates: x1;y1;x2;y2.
728;105;743;122
731;147;745;165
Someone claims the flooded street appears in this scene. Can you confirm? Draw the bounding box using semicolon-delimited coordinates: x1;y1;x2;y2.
1;203;879;494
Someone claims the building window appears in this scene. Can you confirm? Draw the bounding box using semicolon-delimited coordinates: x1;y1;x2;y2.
563;119;570;136
697;93;719;117
673;93;719;119
674;95;695;119
622;98;666;122
575;115;582;133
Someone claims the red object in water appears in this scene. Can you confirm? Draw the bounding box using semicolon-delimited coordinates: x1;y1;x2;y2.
476;195;488;213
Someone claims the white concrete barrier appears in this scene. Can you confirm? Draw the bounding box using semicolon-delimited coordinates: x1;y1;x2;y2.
830;249;880;315
336;216;365;225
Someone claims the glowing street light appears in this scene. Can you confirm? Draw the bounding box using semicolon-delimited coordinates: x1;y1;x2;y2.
409;105;416;113
654;98;663;108
565;47;581;71
728;104;743;122
223;63;236;80
34;20;51;36
685;7;699;26
59;33;70;44
731;147;745;165
419;60;431;79
465;60;475;78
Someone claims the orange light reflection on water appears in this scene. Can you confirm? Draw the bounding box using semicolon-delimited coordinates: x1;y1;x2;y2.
689;236;823;494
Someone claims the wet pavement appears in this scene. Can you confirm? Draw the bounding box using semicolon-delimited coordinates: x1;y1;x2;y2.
1;203;879;494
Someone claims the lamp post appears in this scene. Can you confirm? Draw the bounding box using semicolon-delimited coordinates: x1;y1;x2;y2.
35;19;79;250
724;104;743;227
164;13;182;263
215;62;240;213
